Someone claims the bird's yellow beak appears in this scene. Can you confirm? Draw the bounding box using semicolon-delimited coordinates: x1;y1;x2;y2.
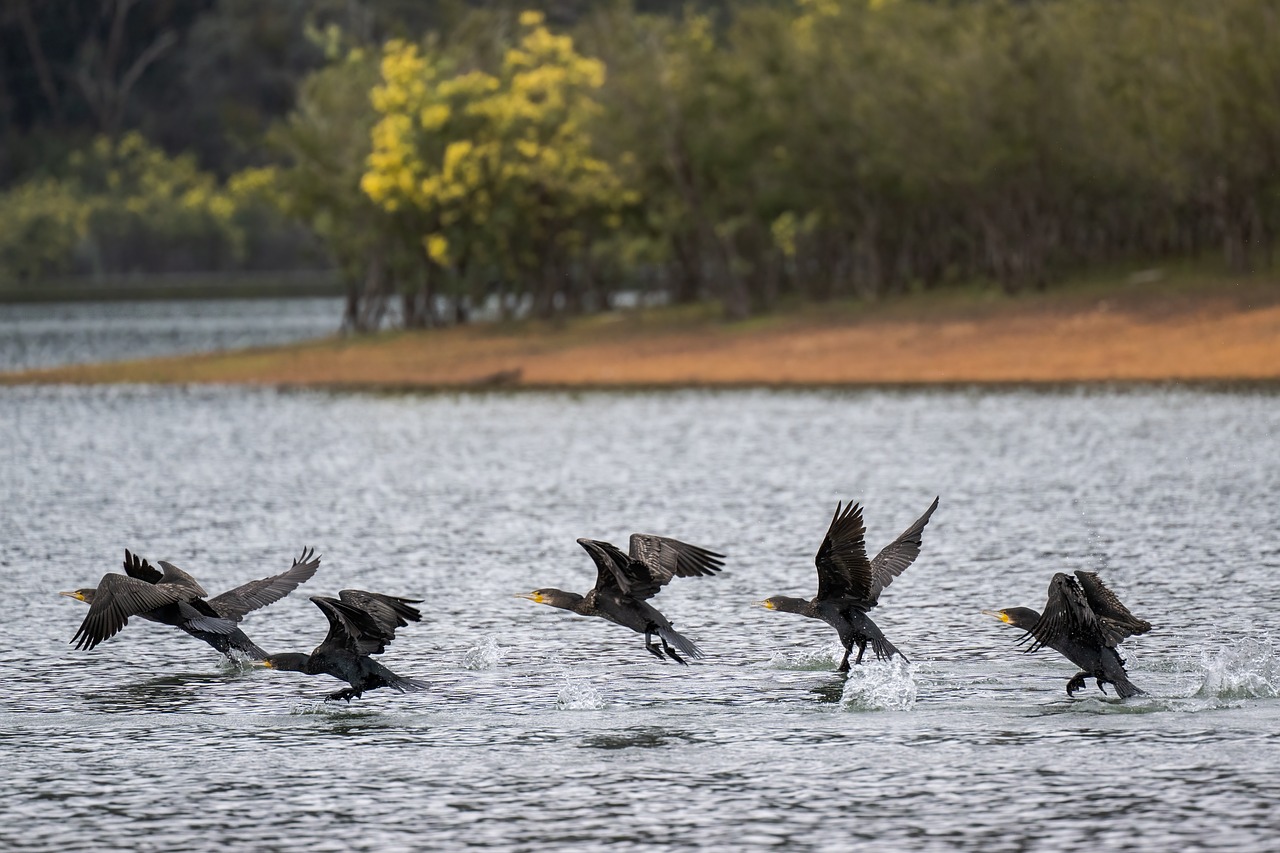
59;591;85;601
515;592;544;604
981;609;1011;623
261;660;274;669
757;600;776;610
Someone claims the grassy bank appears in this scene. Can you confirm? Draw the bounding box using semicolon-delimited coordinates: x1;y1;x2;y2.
4;268;1279;389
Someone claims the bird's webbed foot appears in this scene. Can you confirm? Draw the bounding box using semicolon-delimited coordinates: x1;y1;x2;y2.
659;638;688;666
643;627;665;661
1065;672;1089;697
853;642;867;666
837;645;852;673
326;687;361;702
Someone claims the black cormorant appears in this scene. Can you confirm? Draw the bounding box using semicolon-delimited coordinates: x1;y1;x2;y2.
261;590;427;701
517;534;725;664
984;570;1151;698
61;548;321;659
760;497;939;671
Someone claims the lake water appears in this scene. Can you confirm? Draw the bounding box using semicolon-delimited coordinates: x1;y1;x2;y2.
2;384;1278;851
0;298;345;372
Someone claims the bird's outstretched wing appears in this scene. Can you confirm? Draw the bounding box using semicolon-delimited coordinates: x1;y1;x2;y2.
628;534;725;582
1023;573;1103;653
336;589;422;652
814;501;874;602
155;561;209;598
123;549;162;585
207;547;322;621
579;538;633;596
311;596;376;655
1074;571;1151;646
70;573;183;651
868;497;939;601
579;536;722;602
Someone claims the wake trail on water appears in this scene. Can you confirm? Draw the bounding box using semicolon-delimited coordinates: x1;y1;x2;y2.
766;642;846;671
1059;637;1280;713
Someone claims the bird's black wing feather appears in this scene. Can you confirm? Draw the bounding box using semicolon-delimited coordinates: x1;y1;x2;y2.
176;601;239;635
579;538;628;596
336;589;422;651
207;547;322;621
1024;573;1104;653
1074;571;1151;646
311;595;386;656
814;501;874;601
123;549;162;585
70;573;183;651
155;561;209;598
868;497;939;601
628;534;725;581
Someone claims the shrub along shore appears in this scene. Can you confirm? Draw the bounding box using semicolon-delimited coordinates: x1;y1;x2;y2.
6;271;1278;389
3;1;1278;333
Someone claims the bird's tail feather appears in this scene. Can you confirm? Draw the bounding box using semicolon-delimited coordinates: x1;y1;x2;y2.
872;634;908;664
1113;674;1143;699
389;675;429;693
232;638;269;661
659;626;704;661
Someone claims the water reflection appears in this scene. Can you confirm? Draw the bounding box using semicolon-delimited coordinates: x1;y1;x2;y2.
580;726;703;750
0;298;343;371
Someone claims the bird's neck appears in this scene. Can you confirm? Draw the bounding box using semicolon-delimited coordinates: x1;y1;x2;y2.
266;653;312;673
771;596;814;616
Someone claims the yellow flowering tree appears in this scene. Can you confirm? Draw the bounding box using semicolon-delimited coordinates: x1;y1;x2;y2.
363;12;629;320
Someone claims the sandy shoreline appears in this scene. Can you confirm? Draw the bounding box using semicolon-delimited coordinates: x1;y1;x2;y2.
5;275;1280;389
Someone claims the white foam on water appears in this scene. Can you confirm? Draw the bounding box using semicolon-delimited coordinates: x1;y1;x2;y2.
556;675;607;710
461;636;505;670
840;657;917;711
766;642;842;670
1197;638;1279;699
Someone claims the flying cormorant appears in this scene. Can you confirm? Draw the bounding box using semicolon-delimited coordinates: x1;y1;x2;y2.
984;570;1151;698
517;534;725;664
261;590;427;701
61;547;321;659
760;497;939;671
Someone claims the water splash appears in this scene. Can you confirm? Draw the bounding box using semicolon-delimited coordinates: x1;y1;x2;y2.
1197;638;1279;699
556;676;607;711
766;644;841;671
461;636;505;671
841;657;917;711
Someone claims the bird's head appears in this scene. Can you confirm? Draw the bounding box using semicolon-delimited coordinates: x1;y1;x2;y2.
260;653;309;673
757;595;808;615
515;588;582;611
59;588;96;605
982;607;1040;631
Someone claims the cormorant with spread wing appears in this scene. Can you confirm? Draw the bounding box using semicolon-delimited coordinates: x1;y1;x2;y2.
984;570;1151;698
61;547;321;659
760;497;939;671
261;590;427;701
517;534;725;664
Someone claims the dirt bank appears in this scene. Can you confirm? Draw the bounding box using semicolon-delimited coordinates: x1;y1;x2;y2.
6;273;1279;388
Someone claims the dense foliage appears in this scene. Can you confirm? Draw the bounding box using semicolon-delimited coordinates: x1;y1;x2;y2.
2;0;1278;328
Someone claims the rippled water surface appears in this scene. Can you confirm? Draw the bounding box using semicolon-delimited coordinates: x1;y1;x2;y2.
3;386;1279;851
0;298;343;371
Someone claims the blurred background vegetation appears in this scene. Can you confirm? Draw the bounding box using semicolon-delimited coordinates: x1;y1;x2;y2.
1;0;1277;330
